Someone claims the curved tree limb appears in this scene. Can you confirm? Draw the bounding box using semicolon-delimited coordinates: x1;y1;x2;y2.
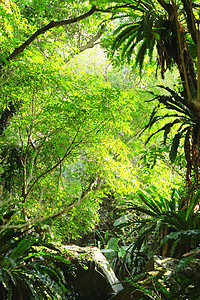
5;3;133;63
0;176;104;230
0;3;128;136
65;23;107;62
6;6;97;62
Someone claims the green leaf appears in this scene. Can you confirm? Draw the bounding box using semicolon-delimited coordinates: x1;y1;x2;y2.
169;132;182;163
176;254;196;272
114;214;132;226
186;189;200;220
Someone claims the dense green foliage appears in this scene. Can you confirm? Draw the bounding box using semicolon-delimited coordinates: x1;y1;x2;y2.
0;0;200;298
0;226;75;299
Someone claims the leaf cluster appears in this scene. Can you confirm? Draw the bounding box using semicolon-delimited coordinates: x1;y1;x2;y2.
0;227;75;299
114;185;200;258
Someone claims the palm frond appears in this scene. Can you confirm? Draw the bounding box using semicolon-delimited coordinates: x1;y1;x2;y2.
145;119;181;145
112;24;138;51
138;192;162;215
135;40;148;71
121;34;137;60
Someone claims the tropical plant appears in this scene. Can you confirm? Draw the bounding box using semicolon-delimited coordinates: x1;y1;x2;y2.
125;268;200;300
115;186;200;258
107;0;200;187
0;224;75;299
142;85;200;184
161;229;200;258
110;0;199;91
111;1;164;70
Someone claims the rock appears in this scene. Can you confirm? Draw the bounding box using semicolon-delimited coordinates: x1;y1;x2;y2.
61;245;123;300
152;255;200;279
107;287;146;300
109;255;200;300
152;255;180;275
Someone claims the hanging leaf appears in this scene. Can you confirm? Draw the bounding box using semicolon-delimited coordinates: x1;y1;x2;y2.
112;24;138;51
169;132;182;163
145;119;180;145
184;127;191;164
157;85;190;108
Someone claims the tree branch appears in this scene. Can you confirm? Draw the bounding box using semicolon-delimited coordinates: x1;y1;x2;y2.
6;6;97;63
95;3;137;12
79;176;104;203
181;0;197;44
5;4;133;63
0;176;104;230
25;129;83;200
65;23;107;62
79;24;106;52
